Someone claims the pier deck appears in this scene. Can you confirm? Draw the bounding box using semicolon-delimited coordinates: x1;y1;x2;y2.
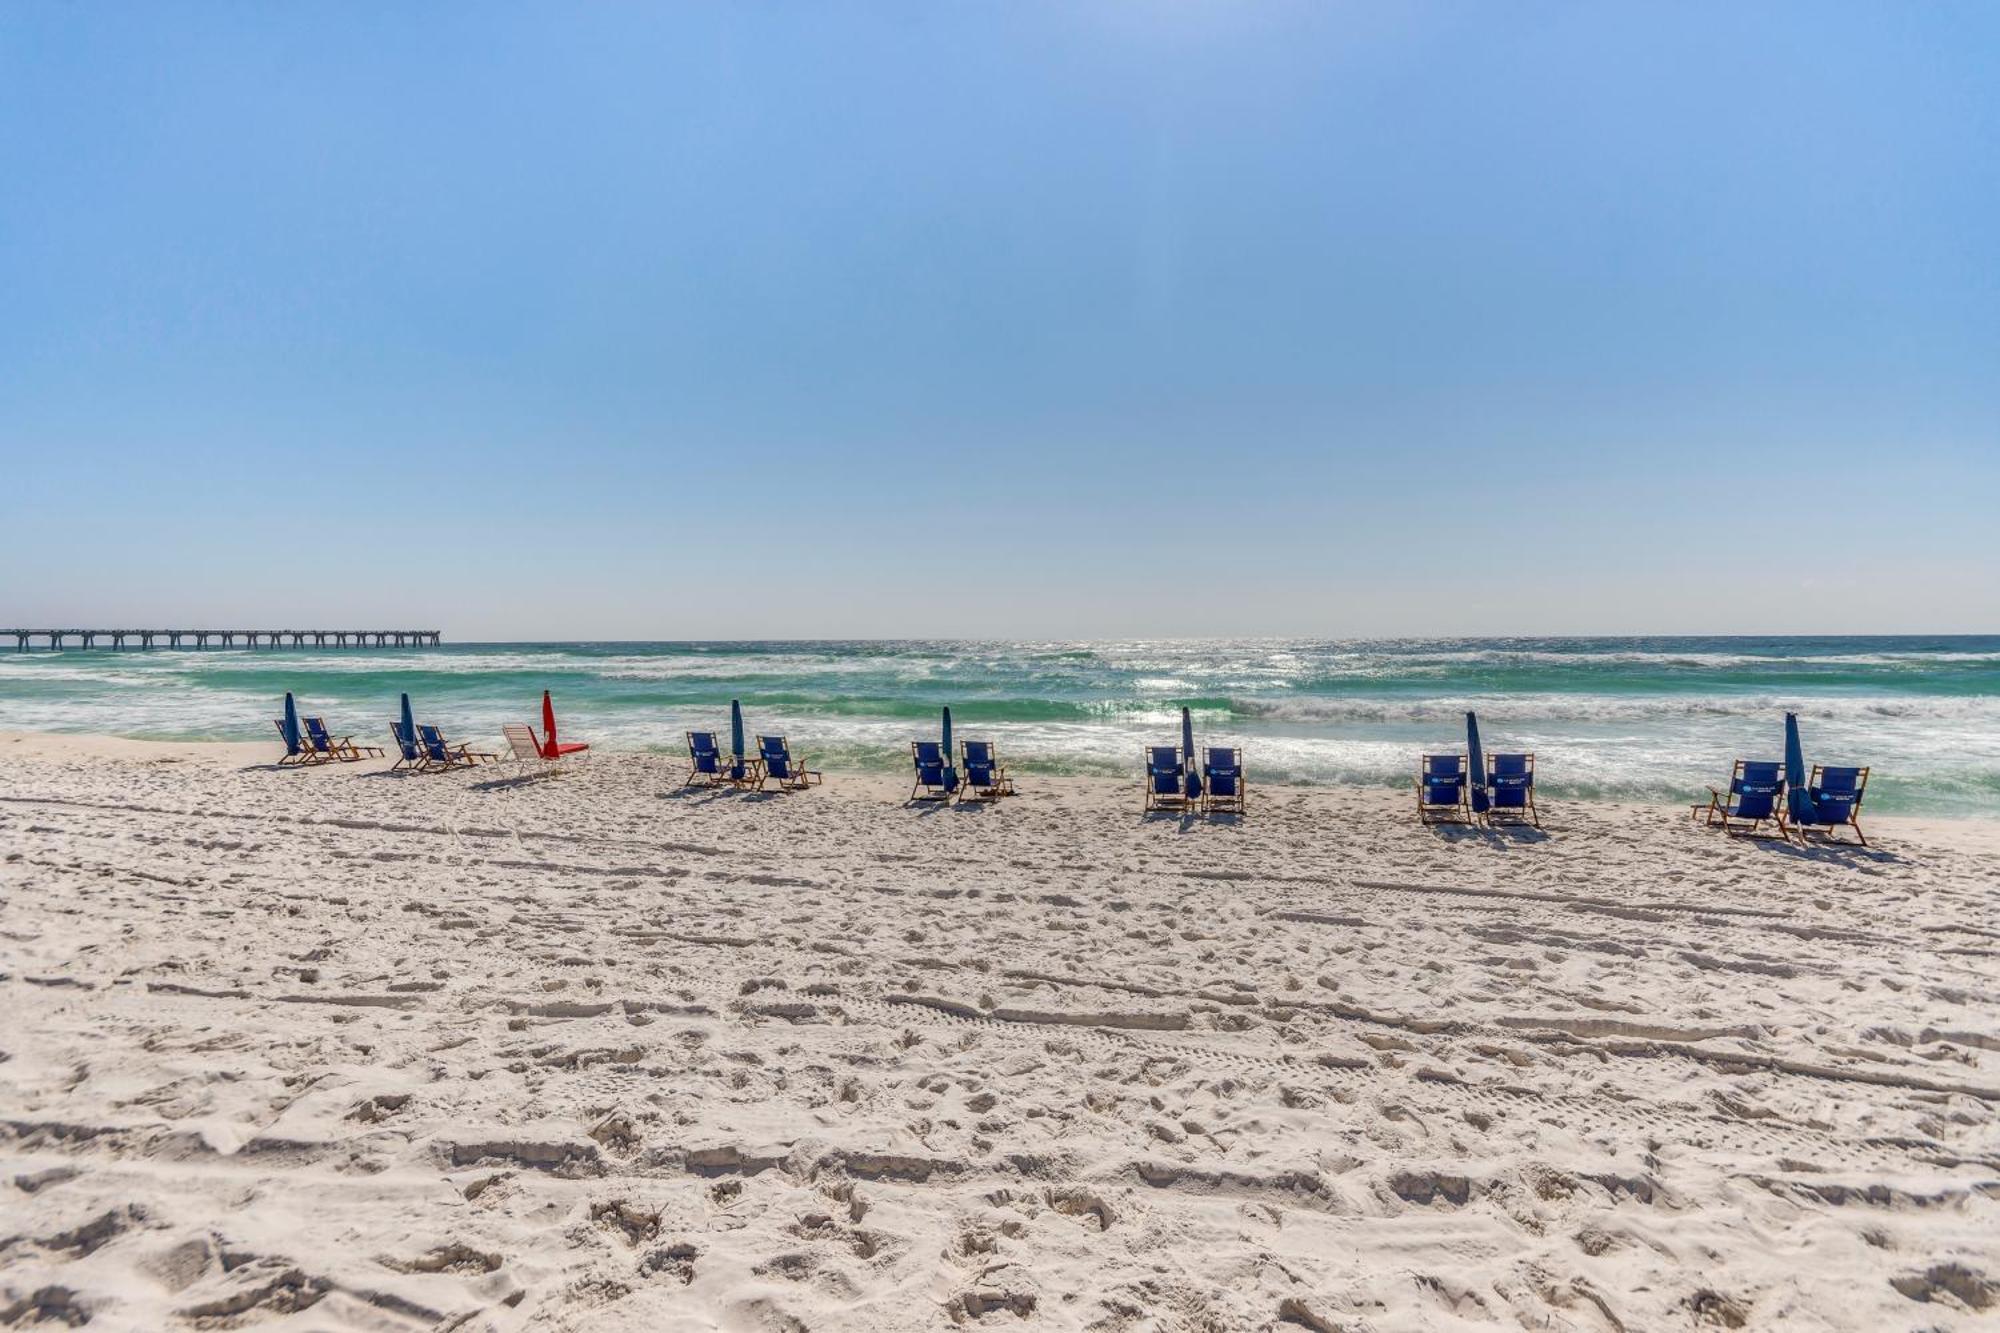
3;629;442;651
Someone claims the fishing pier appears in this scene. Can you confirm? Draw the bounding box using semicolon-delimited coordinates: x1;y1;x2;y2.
5;629;442;651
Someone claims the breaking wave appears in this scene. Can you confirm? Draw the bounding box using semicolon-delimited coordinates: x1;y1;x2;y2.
1;635;1994;816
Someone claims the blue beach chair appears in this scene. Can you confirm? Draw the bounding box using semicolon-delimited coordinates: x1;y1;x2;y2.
390;716;434;768
910;741;958;802
757;735;821;792
1486;752;1540;827
272;717;324;766
959;740;1014;802
305;716;382;763
1202;747;1245;814
1786;765;1870;846
685;731;733;787
1417;754;1469;823
1699;760;1786;836
1144;746;1187;813
389;721;427;771
418;723;495;771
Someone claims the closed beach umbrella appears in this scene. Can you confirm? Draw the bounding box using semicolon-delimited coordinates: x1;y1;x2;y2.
399;692;416;749
941;706;957;791
282;691;301;754
542;690;559;757
1182;706;1203;800
1466;711;1490;815
1784;711;1811;825
730;699;746;781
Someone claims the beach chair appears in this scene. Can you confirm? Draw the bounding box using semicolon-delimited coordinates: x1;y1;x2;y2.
304;716;382;763
1417;754;1469;823
959;740;1014;802
685;731;735;787
417;723;495;771
1200;747;1245;814
1698;760;1785;836
910;741;958;803
299;719;345;763
272;718;326;766
1485;752;1539;827
389;721;429;772
756;735;821;792
1144;746;1187;812
503;724;562;772
1786;765;1870;846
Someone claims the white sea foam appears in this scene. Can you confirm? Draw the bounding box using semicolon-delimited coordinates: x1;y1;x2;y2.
1231;693;2000;725
2;638;1994;812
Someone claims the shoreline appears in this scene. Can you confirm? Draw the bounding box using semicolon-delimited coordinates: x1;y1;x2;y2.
7;729;1999;845
5;634;1994;823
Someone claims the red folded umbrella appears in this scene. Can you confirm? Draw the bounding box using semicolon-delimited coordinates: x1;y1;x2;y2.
540;690;590;760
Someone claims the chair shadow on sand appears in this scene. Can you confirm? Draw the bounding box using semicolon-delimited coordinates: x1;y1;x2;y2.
1139;809;1244;831
660;785;783;805
1428;821;1550;847
242;760;398;777
471;772;557;793
356;767;448;782
1748;836;1903;867
910;798;997;818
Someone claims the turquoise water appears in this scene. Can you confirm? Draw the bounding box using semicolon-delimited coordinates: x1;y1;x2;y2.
2;637;1996;815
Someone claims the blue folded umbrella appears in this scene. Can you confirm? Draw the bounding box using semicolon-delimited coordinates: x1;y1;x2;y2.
941;706;957;792
1466;711;1490;816
1182;707;1203;801
283;691;302;754
399;692;416;750
730;699;747;781
1784;712;1811;825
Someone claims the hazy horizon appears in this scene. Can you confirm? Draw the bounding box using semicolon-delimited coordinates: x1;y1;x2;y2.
4;3;1996;638
6;628;2000;644
3;628;2000;644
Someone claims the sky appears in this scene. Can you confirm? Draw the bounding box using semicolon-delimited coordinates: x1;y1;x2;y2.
2;2;1996;640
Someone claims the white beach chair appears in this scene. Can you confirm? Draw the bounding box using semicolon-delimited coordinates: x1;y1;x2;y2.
502;724;560;773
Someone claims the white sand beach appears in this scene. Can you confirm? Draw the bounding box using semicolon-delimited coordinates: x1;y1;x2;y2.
2;730;1996;1331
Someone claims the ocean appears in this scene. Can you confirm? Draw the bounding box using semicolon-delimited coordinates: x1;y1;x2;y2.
2;637;1995;816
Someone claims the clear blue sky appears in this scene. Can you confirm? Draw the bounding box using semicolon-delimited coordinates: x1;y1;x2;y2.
3;3;1995;639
